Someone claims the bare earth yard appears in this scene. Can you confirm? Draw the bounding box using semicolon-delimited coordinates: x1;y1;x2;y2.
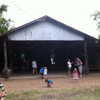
0;74;100;100
1;75;100;100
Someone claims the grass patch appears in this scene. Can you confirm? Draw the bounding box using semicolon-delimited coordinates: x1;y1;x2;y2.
5;86;100;100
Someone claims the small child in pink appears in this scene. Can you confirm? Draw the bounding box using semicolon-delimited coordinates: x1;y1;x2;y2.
73;68;78;82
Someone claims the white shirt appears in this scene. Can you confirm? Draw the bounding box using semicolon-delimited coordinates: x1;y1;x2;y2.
44;69;47;75
32;61;37;68
67;61;72;68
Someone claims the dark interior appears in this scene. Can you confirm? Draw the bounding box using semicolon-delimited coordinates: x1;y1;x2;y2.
0;39;100;74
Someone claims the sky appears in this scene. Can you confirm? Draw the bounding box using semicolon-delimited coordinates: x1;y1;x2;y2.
1;0;100;38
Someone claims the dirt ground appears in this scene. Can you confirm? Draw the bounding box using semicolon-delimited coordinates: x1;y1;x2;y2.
1;75;100;93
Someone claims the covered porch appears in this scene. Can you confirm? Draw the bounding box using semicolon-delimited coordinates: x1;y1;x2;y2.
0;15;100;78
0;39;100;75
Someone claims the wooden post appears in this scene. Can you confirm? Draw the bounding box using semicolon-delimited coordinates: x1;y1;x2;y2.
4;40;8;81
73;45;75;61
84;41;89;75
8;43;13;74
66;47;68;61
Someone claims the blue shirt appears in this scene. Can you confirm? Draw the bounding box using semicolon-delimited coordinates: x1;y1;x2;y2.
40;68;44;73
48;79;53;84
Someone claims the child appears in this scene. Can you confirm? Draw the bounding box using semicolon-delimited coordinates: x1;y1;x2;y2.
73;68;78;83
40;67;44;78
32;60;37;75
45;79;53;87
44;67;48;79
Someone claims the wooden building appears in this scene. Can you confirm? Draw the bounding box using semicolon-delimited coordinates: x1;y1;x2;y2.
0;15;100;75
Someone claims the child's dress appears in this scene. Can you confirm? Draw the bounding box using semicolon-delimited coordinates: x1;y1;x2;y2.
44;69;47;75
73;72;78;79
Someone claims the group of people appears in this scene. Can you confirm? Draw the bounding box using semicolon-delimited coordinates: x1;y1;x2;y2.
67;57;83;82
40;67;48;79
32;60;53;87
0;57;83;100
40;67;53;87
32;57;83;85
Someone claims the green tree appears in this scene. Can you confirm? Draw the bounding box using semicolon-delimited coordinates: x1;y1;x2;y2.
0;4;14;35
98;34;100;40
91;11;100;30
91;11;100;39
0;4;7;14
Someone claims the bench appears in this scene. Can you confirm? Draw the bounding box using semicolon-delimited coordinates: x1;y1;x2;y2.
88;65;100;72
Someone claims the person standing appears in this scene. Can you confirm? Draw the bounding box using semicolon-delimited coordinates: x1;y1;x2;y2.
32;60;37;75
67;59;72;76
76;57;83;77
40;67;44;78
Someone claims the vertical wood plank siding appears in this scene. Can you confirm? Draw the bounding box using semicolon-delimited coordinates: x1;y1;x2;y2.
8;21;84;41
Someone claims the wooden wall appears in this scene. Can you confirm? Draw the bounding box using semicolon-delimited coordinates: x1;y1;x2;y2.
8;20;84;41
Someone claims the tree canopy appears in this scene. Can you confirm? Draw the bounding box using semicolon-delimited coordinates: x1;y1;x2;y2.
0;4;14;35
91;11;100;30
91;11;100;39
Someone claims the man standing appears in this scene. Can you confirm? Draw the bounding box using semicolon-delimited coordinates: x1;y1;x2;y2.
32;60;37;75
76;58;83;77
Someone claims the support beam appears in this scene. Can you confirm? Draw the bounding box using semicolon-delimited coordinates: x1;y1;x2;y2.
73;45;75;61
4;40;8;81
66;47;68;60
84;41;89;75
75;43;81;57
8;43;13;74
